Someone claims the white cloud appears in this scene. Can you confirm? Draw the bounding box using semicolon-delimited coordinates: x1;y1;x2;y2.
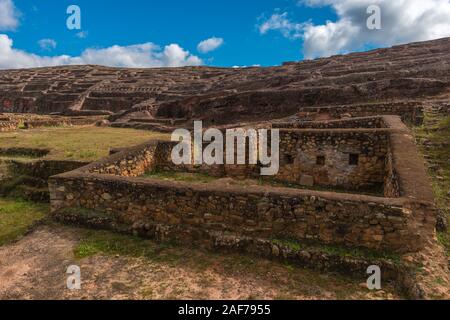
0;0;19;30
197;37;224;53
260;0;450;59
258;12;306;39
38;39;57;51
0;34;203;69
163;43;203;66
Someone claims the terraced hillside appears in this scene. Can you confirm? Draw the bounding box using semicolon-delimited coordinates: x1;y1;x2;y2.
1;37;450;128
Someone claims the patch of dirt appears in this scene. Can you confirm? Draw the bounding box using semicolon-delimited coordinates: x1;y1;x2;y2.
407;241;450;299
0;225;400;300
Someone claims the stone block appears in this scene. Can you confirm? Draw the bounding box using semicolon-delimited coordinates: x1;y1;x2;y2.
300;175;314;186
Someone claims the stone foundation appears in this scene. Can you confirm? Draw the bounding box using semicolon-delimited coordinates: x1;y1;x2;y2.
1;158;89;202
49;116;437;254
50;172;427;252
0;121;18;132
23;118;100;129
297;102;425;125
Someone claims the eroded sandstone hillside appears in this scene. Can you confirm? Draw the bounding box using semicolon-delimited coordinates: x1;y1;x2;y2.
1;37;450;125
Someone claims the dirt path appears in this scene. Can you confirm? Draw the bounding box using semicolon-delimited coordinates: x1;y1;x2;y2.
0;225;400;300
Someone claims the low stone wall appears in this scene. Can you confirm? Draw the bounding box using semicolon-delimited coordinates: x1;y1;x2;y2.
382;116;436;202
383;150;401;198
50;172;424;253
0;121;18;132
273;116;386;129
49;196;425;298
128;118;187;125
23;118;98;129
63;110;113;117
1;159;90;202
428;102;450;115
85;141;159;177
0;147;49;158
111;121;175;133
298;102;424;125
49;115;436;254
155;129;389;192
83;96;147;113
6;159;89;179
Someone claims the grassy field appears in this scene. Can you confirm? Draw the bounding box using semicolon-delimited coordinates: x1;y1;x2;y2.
0;126;169;161
414;113;450;256
143;169;384;196
0;198;48;246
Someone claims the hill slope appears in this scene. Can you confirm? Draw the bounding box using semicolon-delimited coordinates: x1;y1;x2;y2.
1;37;450;125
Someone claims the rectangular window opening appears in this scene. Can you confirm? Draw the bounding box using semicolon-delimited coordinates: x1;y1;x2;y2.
316;156;325;166
349;154;359;166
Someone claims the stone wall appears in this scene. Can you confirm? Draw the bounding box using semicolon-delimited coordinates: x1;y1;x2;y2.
48;115;436;254
154;129;389;192
0;147;49;158
154;140;259;180
50;171;424;253
1;159;90;202
0;121;18;132
0;114;103;131
276;129;388;190
85;141;159;177
23;118;99;129
384;150;401;198
298;102;424;125
273;116;386;129
6;159;89;180
382;117;436;202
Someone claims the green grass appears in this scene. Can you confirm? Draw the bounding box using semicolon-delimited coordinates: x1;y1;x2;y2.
73;228;384;299
271;238;402;264
143;169;383;196
0;197;48;246
74;228;262;273
74;229;172;260
0;126;169;161
74;224;403;274
414;113;450;256
260;177;384;196
74;228;401;299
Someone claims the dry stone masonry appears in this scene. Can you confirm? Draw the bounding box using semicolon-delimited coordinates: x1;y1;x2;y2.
2;37;449;298
49;115;437;254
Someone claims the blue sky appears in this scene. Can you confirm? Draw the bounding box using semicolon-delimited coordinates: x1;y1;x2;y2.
1;0;450;69
8;0;334;67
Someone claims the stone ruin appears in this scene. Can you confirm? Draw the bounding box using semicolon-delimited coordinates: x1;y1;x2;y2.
0;113;103;132
49;115;436;255
45;112;442;298
1;37;449;298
